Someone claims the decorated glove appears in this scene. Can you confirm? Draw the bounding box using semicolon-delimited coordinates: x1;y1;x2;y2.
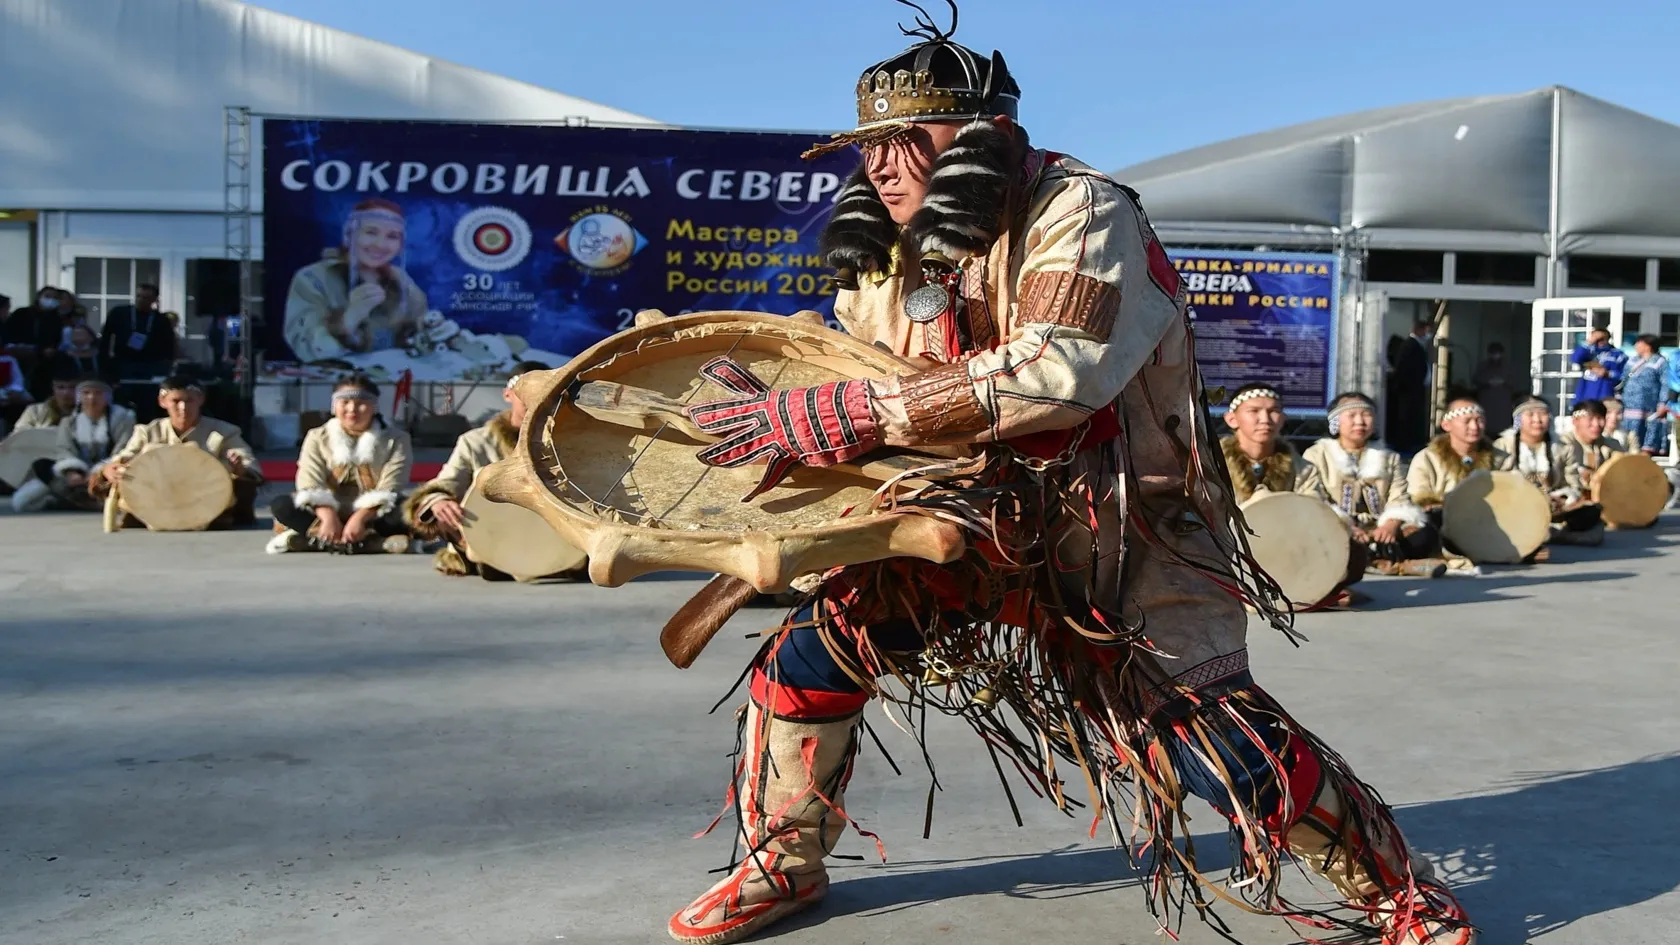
686;356;879;501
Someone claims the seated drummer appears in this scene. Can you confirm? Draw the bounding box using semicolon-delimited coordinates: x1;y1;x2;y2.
1220;383;1366;606
1300;392;1446;578
1557;398;1625;496
12;378;137;512
12;365;78;430
268;374;414;555
403;360;550;577
1493;395;1603;545
99;374;263;527
1405;394;1509;513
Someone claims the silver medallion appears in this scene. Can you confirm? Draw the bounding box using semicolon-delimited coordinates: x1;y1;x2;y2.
903;284;950;324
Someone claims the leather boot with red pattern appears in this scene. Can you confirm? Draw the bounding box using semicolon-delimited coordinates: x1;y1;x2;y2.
1280;756;1477;945
668;696;866;945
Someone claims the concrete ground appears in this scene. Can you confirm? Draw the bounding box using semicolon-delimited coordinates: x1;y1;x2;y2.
2;510;1677;945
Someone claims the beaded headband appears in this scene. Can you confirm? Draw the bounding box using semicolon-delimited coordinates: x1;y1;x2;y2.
1441;403;1484;423
1227;387;1281;411
1512;398;1550;419
1326;396;1373;435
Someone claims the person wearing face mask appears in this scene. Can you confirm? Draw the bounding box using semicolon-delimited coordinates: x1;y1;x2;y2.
403;361;560;577
657;7;1477;945
1302;392;1446;577
99;374;262;528
282;199;429;362
267;374;414;554
5;288;65;399
1493;395;1604;546
12;378;137;512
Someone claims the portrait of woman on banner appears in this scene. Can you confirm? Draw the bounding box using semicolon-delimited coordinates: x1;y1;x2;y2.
283;199;430;362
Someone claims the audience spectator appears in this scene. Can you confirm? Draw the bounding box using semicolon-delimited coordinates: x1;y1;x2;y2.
12;377;137;513
4;288;65;398
1618;334;1670;455
1389;318;1434;453
100;283;177;382
61;323;102;379
14;364;78;429
1471;341;1514;425
1570;327;1626;405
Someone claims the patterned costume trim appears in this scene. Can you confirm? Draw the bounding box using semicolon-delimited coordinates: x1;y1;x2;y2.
1015;270;1121;338
898;361;989;441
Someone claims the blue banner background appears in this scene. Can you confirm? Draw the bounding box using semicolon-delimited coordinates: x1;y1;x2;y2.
262;120;855;371
1168;249;1340;413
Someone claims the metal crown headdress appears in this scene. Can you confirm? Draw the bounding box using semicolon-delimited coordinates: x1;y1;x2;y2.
804;1;1020;158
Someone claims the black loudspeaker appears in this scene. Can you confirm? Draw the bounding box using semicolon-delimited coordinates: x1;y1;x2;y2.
189;258;243;316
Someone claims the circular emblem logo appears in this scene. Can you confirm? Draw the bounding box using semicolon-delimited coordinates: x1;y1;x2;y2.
560;212;637;271
873;97;891;114
453;206;531;272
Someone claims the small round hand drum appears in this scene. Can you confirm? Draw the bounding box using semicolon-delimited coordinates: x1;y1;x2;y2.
1238;491;1350;608
1442;469;1551;563
0;428;59;488
461;465;588;580
119;444;233;531
476;311;968;593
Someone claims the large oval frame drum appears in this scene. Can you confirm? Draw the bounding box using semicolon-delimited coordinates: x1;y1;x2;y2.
1441;469;1551;563
1237;491;1350;609
114;444;233;531
478;312;968;593
461;467;588;581
0;428;59;489
1592;451;1668;528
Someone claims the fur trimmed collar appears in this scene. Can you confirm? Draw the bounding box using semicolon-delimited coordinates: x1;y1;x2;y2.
487;411;518;458
1427;434;1497;473
1221;435;1296;499
818;121;1027;283
324;417;385;467
73;411;111;451
1318;438;1392;481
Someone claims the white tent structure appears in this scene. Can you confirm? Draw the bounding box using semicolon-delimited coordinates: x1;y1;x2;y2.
1114;86;1680;292
1114;88;1680;415
0;0;654;321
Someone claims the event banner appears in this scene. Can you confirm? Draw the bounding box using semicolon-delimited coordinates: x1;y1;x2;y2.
1169;249;1339;412
262;120;856;380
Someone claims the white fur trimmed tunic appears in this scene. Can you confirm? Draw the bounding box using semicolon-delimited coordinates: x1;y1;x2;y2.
291;418;413;516
1299;438;1427;529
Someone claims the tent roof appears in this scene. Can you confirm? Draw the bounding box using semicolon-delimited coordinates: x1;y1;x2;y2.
0;0;658;213
1113;87;1680;252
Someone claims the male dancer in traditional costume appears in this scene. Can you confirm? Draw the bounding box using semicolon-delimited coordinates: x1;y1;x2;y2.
1218;382;1369;605
1302;392;1446;577
662;6;1474;944
1493;395;1604;545
403;361;558;577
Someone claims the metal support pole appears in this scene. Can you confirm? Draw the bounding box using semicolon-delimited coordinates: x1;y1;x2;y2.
223;106;254;427
1546;87;1563;297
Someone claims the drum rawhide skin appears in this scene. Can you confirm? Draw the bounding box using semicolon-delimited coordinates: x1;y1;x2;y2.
476;311;971;593
460;464;588;581
1441;469;1551;563
0;428;59;488
1592;451;1668;529
111;444;233;532
1237;491;1350;609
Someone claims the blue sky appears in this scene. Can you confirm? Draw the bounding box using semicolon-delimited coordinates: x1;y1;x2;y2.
257;0;1680;171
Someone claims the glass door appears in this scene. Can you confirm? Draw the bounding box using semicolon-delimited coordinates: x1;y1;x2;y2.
1529;296;1623;415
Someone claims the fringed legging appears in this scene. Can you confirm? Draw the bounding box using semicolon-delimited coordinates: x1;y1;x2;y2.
752;604;1298;820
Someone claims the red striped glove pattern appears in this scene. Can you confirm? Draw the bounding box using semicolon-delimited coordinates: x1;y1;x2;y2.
686;356;879;501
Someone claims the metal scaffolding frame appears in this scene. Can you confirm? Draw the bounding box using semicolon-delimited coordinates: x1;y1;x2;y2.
222;105;255;413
